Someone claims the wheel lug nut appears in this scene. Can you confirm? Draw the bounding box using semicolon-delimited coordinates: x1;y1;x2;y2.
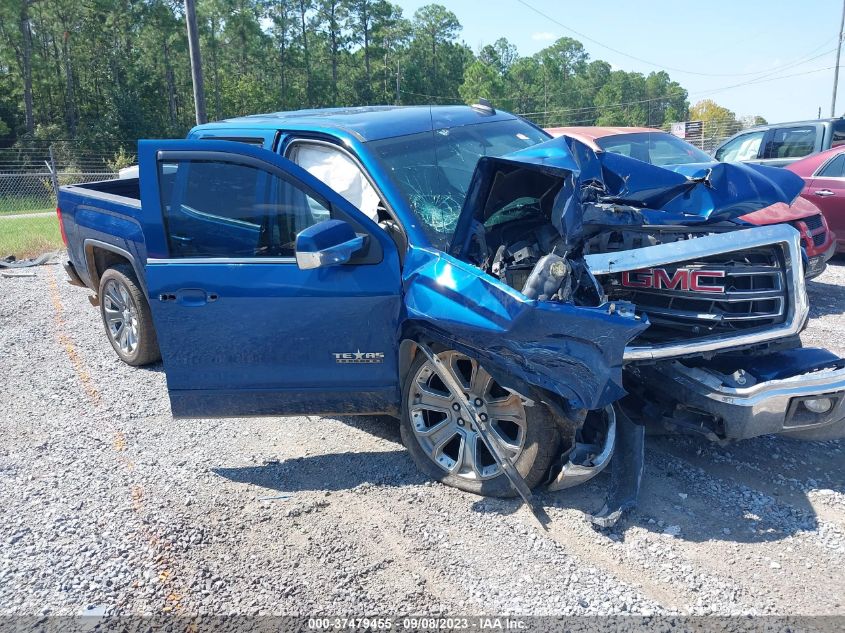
457;418;465;426
474;398;483;406
452;403;460;411
479;413;488;421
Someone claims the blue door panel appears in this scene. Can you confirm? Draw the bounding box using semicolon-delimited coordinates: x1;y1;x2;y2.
146;261;401;392
138;139;403;418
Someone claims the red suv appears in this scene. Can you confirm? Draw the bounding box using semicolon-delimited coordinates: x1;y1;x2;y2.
785;145;845;255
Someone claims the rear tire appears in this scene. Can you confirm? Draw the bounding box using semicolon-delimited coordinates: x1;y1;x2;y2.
98;264;161;366
400;349;560;498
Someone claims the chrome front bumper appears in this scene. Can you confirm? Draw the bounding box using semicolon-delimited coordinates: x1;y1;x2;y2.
652;359;845;441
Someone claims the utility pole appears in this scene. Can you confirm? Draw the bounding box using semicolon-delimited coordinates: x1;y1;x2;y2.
185;0;207;124
832;0;845;117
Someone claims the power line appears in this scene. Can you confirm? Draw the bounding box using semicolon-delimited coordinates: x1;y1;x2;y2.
516;0;839;79
502;44;838;116
696;63;841;98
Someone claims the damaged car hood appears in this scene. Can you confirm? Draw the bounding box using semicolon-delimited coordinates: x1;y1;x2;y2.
450;135;806;254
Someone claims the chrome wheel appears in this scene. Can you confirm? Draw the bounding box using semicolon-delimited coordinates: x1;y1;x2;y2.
102;279;139;356
408;351;527;481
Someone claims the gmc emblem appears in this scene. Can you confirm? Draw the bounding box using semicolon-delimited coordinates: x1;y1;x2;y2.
621;268;725;293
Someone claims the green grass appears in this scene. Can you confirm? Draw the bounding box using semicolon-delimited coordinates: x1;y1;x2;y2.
0;215;63;259
0;194;55;216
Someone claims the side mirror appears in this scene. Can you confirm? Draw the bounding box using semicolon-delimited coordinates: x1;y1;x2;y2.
295;219;367;270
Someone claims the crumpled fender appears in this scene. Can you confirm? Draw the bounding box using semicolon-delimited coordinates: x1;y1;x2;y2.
401;246;648;412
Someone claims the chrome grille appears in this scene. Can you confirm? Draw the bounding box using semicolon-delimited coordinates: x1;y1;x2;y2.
584;225;808;361
602;245;788;344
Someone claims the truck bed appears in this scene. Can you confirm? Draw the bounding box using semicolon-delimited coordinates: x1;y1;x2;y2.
67;177;141;200
58;176;148;294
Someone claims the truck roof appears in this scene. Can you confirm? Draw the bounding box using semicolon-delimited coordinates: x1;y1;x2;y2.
741;116;845;133
191;105;521;142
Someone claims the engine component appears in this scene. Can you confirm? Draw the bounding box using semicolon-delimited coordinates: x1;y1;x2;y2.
521;254;571;301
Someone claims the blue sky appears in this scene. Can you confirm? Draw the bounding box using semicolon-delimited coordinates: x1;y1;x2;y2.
393;0;845;123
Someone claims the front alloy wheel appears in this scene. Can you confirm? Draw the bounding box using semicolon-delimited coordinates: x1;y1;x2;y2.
400;349;560;497
409;350;526;480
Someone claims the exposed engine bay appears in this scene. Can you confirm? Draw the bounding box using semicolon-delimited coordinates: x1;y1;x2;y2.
453;144;806;352
471;212;791;346
476;210;732;302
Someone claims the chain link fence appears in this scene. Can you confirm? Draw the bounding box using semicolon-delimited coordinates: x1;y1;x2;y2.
0;142;132;260
657;119;750;155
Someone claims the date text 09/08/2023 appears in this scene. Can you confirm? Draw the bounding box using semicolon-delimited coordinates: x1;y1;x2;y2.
307;617;528;630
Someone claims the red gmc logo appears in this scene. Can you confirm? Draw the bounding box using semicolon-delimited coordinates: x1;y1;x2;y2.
621;268;725;293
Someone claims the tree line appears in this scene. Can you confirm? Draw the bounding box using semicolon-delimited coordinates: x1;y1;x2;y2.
0;0;693;153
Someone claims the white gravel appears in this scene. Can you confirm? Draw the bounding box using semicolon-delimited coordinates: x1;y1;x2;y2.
0;256;843;616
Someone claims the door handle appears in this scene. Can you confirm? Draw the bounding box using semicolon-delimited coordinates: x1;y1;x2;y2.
171;289;219;307
814;189;835;197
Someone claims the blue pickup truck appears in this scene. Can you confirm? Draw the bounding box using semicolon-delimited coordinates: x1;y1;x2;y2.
57;105;845;513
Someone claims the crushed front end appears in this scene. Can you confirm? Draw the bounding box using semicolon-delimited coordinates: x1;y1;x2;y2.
413;135;845;520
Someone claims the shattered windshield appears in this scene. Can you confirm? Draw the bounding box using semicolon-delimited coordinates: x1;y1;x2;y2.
367;119;549;247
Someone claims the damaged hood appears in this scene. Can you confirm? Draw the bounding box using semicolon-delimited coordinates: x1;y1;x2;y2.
451;135;806;253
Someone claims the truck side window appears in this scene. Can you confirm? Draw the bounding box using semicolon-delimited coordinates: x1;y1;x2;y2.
159;159;329;258
762;126;817;159
832;120;845;148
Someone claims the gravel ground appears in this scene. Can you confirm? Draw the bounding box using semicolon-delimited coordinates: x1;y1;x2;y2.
0;257;844;617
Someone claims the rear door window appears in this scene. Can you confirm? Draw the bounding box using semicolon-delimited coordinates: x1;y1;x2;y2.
715;130;765;162
817;153;845;177
762;126;818;159
199;136;265;146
